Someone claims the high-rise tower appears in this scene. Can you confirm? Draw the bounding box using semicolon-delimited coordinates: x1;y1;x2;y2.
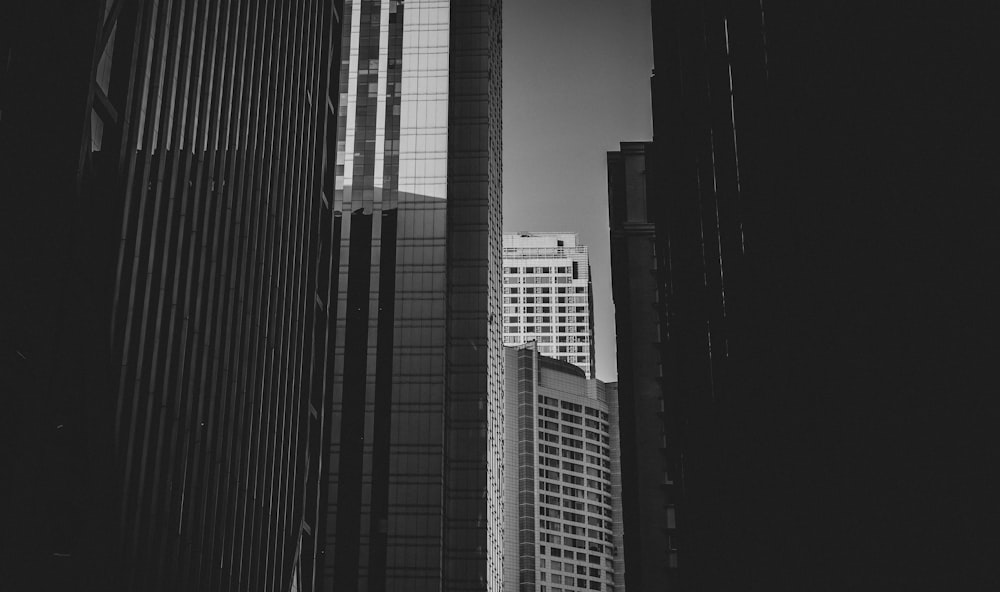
502;344;626;592
607;0;775;585
502;232;596;379
1;1;345;591
322;1;504;590
608;2;999;590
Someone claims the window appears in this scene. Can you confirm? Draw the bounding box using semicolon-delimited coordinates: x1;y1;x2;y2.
540;507;561;518
561;437;583;449
564;511;585;523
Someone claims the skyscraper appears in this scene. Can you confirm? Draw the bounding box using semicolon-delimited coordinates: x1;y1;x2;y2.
607;0;777;585
503;344;625;592
608;2;999;590
502;232;596;378
321;1;504;590
1;1;344;591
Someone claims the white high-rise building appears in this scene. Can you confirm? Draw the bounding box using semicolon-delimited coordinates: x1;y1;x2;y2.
503;344;626;592
502;232;596;378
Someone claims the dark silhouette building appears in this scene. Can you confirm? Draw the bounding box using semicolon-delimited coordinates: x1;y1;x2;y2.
609;2;998;590
321;1;505;590
2;1;344;590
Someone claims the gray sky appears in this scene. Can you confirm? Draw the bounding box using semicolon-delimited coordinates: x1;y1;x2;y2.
503;0;653;382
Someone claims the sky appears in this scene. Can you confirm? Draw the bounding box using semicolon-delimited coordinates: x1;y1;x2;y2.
503;0;654;382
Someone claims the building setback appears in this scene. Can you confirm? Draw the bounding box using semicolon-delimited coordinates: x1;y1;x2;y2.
322;1;504;591
502;232;596;379
1;1;344;591
503;344;625;592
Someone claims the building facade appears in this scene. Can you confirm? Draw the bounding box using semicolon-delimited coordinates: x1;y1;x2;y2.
503;344;625;592
322;0;504;591
607;0;773;588
502;233;596;378
608;2;1000;589
607;142;680;590
1;1;345;591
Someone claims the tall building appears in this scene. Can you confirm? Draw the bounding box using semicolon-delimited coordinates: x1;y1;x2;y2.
503;344;625;592
608;1;780;586
502;232;596;378
322;1;504;591
608;2;998;591
1;1;344;591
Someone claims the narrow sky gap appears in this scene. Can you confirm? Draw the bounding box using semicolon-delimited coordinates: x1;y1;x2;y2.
503;0;653;382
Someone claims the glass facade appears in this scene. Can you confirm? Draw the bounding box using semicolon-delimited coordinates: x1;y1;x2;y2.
324;0;503;590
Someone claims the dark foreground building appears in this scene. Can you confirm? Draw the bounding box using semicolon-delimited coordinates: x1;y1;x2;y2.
322;1;504;590
610;2;998;591
1;1;344;590
2;0;505;590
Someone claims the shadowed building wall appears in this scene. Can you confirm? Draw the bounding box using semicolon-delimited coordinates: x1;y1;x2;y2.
609;2;999;591
1;1;344;590
607;1;799;587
